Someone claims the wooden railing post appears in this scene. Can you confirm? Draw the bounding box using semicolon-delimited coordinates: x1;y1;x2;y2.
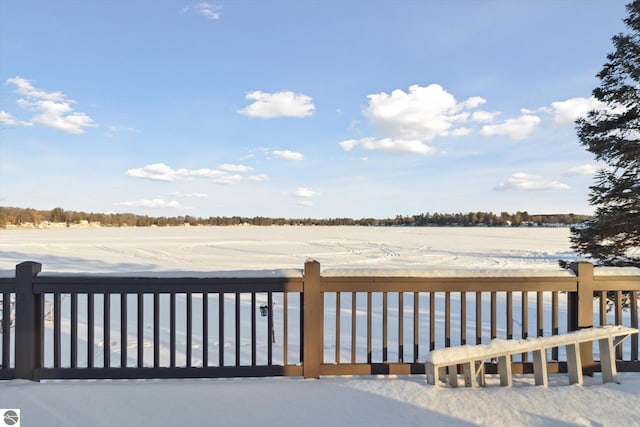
303;260;322;379
571;261;596;371
15;261;42;381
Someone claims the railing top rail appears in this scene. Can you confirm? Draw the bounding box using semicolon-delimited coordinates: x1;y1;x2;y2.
31;275;303;294
321;268;577;278
591;279;640;291
592;267;640;290
319;275;578;293
0;277;16;292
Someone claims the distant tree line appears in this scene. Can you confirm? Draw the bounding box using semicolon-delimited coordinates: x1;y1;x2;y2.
0;206;592;229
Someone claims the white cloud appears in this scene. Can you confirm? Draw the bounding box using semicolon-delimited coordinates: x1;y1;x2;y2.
461;96;486;109
125;162;262;184
0;110;32;126
248;174;269;182
294;187;317;198
191;168;230;179
238;91;315;118
213;174;244;185
363;84;485;142
271;150;304;161
471;110;500;123
7;76;64;101
27;99;95;134
218;163;254;173
339;83;608;155
339;137;435;155
480;114;540;140
126;163;200;181
180;3;222;20
126;164;174;181
117;198;182;209
168;192;208;198
562;164;599;177
451;127;472;136
551;97;606;124
6;76;96;134
347;120;361;133
494;172;570;191
292;187;316;208
339;139;359;151
195;3;222;20
340;84;507;155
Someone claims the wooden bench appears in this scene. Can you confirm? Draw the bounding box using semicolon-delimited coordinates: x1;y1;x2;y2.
425;325;639;388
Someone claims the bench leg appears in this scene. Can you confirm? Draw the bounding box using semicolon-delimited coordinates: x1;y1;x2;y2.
426;362;436;385
426;363;449;386
476;362;486;387
447;365;459;388
533;349;548;387
438;366;447;385
566;343;583;385
497;355;512;387
463;362;476;388
598;336;617;383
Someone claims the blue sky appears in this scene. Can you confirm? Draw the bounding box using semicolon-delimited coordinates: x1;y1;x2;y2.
0;1;631;218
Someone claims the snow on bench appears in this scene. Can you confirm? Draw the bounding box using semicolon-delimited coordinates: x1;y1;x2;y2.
425;325;639;388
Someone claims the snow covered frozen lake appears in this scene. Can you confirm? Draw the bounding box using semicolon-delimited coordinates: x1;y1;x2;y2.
1;226;639;426
0;225;578;275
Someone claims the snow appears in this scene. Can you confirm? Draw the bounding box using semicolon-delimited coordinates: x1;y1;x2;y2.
594;266;640;276
0;226;579;276
1;226;639;426
1;374;639;427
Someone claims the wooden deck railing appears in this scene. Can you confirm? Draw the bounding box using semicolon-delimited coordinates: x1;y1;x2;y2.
0;260;638;381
